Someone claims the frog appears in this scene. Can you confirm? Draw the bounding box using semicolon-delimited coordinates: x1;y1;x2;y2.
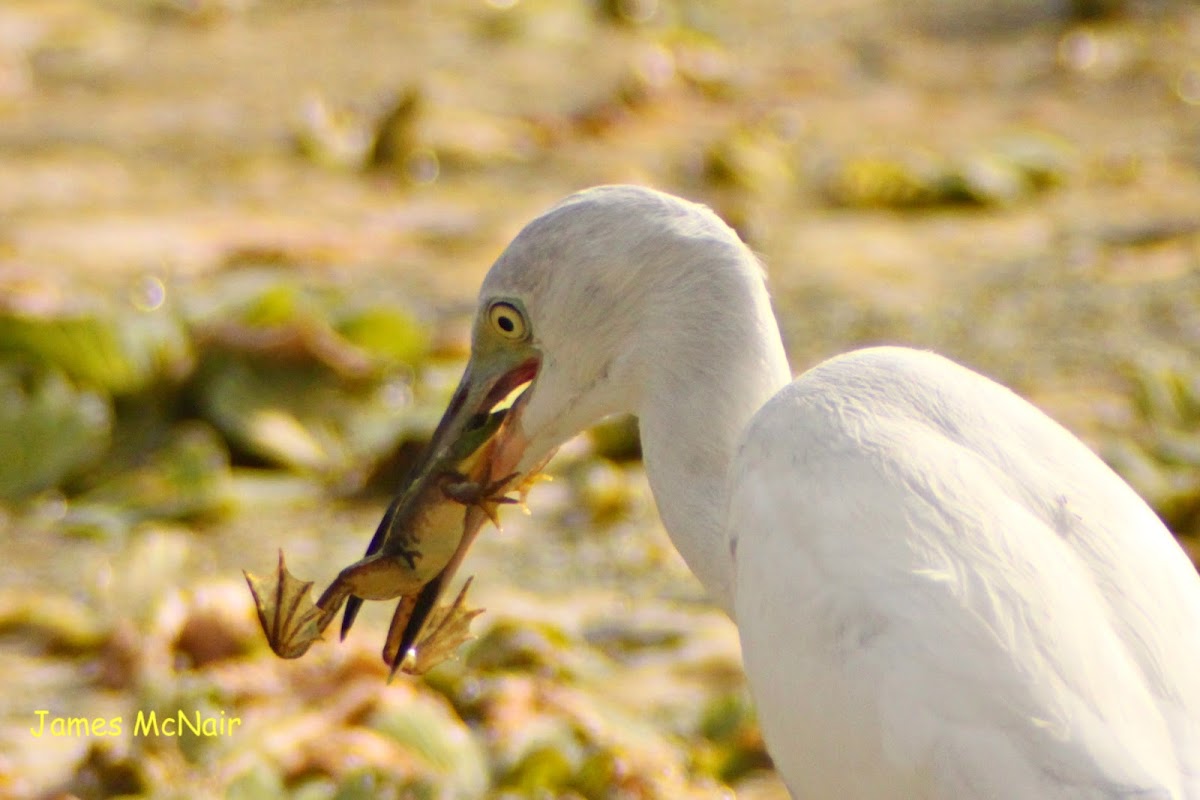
245;407;517;666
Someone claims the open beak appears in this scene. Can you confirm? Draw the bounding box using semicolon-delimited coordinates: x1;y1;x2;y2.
421;353;540;487
341;349;545;671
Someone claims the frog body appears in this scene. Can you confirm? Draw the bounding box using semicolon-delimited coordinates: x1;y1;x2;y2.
245;408;515;668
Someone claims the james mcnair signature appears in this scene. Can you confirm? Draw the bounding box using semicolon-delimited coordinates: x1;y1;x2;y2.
30;709;242;739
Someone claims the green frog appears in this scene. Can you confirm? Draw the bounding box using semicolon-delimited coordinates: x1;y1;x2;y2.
245;408;516;670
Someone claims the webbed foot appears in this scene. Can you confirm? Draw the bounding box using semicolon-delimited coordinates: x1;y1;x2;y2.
245;550;341;659
383;577;484;679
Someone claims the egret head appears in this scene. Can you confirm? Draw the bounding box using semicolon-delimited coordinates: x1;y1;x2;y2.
372;185;787;637
421;184;758;488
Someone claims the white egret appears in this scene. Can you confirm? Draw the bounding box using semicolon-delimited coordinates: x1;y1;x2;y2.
412;185;1200;799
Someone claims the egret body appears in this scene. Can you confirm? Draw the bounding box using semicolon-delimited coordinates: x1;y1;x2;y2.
415;185;1200;799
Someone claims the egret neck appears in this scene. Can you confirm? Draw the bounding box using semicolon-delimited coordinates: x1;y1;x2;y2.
635;247;791;616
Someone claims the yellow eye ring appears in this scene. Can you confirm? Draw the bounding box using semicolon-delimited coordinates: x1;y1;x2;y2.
488;301;528;340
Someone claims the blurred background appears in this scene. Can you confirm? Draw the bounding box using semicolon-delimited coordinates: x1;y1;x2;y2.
1;0;1198;797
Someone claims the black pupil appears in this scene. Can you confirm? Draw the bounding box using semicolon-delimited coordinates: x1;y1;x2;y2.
497;315;515;332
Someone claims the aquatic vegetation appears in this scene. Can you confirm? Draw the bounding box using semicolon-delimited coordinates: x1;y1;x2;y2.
0;364;112;501
1106;356;1200;541
818;132;1074;209
0;270;444;506
187;273;434;488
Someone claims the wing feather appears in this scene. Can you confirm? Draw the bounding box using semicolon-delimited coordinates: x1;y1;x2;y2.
730;348;1200;799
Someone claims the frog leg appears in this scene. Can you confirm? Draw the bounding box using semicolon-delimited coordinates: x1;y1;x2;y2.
441;471;520;527
383;577;483;680
316;548;424;606
340;492;405;640
246;546;430;661
382;592;420;675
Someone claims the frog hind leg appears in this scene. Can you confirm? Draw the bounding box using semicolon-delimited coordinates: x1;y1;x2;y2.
396;577;484;678
386;571;445;680
382;593;420;676
341;492;405;640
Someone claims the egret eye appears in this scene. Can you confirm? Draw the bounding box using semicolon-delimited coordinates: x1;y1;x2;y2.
488;301;527;340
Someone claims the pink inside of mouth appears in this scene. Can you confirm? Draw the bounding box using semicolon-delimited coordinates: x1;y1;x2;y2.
485;360;539;480
484;358;539;411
